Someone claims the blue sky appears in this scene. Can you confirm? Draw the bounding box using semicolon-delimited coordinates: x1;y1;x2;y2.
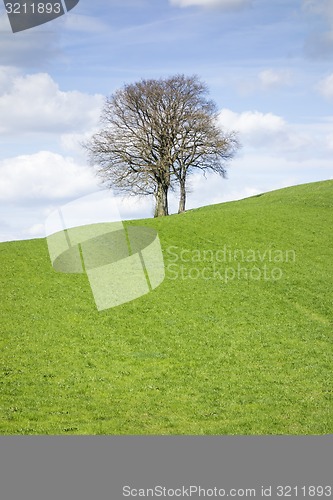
0;0;332;241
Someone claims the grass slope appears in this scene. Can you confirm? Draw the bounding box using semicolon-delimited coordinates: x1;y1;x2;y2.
1;180;332;434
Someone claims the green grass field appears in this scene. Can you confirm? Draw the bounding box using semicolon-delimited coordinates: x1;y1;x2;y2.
1;179;332;434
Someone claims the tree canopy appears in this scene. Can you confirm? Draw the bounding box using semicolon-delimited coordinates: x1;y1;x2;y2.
85;74;239;216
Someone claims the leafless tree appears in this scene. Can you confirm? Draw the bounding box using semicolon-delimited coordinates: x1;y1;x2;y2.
84;75;239;217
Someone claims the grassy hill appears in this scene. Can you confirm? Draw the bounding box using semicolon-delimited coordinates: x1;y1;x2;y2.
1;179;332;434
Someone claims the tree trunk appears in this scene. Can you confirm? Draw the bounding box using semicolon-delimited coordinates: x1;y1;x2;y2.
154;183;169;217
178;179;186;213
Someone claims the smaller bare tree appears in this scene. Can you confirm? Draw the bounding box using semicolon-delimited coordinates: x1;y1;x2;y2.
165;76;239;213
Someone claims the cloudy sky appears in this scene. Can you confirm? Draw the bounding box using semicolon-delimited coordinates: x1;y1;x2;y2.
0;0;332;242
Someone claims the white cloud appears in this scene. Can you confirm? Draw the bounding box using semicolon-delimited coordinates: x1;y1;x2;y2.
218;108;315;154
23;224;45;238
317;73;333;98
236;68;294;95
0;66;20;93
258;69;292;89
60;130;100;156
219;109;316;161
0;70;103;135
219;109;286;146
169;0;251;9
0;151;98;204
